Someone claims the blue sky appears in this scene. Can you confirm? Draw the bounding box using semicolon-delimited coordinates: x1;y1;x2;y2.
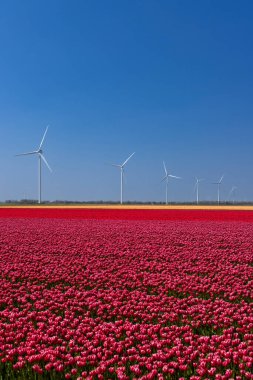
0;0;252;202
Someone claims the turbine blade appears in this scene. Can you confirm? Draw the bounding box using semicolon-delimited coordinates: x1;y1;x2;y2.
169;175;181;179
161;175;167;182
39;125;49;150
163;161;168;176
121;152;135;167
111;164;121;167
16;151;38;156
40;154;52;172
219;174;224;183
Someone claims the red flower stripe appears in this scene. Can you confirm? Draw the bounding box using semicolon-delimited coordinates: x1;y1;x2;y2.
0;207;253;221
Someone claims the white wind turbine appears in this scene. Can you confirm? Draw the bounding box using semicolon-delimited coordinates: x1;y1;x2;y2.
162;161;181;205
16;126;52;204
194;177;204;205
228;186;237;204
111;152;135;204
212;174;224;205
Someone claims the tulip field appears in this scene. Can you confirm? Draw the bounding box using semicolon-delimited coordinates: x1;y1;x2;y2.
0;208;252;380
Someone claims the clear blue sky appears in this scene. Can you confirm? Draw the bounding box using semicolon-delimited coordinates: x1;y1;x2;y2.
0;0;252;202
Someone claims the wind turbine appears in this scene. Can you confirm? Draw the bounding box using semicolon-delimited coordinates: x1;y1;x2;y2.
162;161;181;205
194;177;204;205
212;174;224;205
16;126;52;204
111;152;135;204
228;186;237;204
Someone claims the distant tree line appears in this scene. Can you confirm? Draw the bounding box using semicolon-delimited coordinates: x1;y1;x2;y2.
2;199;253;206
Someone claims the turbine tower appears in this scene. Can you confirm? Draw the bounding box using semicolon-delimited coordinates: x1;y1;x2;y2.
212;175;224;205
111;152;135;204
194;178;204;205
16;126;52;204
162;161;181;205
